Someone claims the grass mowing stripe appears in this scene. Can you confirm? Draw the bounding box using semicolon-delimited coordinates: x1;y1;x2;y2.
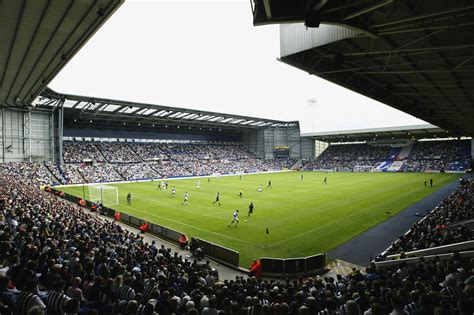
122;202;258;246
59;172;461;266
267;175;453;247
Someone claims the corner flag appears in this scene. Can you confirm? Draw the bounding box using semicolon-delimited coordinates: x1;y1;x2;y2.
266;227;269;234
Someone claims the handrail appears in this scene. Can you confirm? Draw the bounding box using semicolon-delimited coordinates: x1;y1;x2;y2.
375;250;474;268
385;240;474;260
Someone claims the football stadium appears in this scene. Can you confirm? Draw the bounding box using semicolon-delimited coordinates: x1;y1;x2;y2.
0;1;473;314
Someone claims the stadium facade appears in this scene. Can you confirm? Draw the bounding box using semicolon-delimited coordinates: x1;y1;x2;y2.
2;95;472;173
0;88;315;165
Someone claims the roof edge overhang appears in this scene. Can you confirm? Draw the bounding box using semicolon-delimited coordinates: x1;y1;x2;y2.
35;88;299;131
301;124;440;137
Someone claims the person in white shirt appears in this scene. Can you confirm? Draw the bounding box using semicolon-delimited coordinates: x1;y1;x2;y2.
228;210;239;227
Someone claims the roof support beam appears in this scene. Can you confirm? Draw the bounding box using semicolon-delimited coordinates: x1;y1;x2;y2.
394;93;473;97
14;0;75;105
374;21;474;36
372;4;474;29
391;82;474;87
161;111;176;117
0;0;26;88
359;69;474;74
342;0;394;21
313;54;473;75
453;56;474;70
321;0;371;14
318;44;474;58
396;27;448;50
130;107;143;114
112;105;125;114
179;113;195;119
7;0;55;105
134;108;149;115
71;101;82;109
95;103;110;113
27;0;125;105
145;109;159;116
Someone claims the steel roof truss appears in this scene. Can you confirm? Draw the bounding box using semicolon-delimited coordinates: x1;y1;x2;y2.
196;115;213;120
159;111;174;117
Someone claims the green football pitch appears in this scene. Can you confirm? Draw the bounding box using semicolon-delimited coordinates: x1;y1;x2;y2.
59;171;460;267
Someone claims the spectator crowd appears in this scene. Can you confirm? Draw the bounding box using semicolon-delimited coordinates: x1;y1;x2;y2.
304;140;471;173
0;169;473;314
6;140;470;187
386;178;473;255
303;144;393;172
404;141;472;172
3;142;294;186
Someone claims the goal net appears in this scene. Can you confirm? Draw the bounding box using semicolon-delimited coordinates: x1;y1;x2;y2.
88;184;119;206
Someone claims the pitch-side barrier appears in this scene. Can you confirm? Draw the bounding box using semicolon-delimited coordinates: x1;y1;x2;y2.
260;254;326;278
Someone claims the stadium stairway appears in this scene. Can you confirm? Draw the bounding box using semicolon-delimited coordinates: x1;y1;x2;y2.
56;163;67;182
386;144;415;171
388;147;402;160
291;159;303;170
75;167;88;183
43;162;63;184
374;147;402;172
386;160;405;172
128;144;147;162
95;144;110;162
374;160;392;172
325;259;365;278
397;143;414;160
148;163;162;176
377;144;414;172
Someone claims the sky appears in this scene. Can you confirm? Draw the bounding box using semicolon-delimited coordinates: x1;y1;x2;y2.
49;0;427;133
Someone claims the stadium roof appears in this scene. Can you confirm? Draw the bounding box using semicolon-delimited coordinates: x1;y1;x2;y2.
0;0;123;108
252;0;474;135
35;88;298;131
302;124;453;142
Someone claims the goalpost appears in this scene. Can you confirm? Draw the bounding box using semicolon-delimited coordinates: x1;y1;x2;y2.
88;184;119;206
